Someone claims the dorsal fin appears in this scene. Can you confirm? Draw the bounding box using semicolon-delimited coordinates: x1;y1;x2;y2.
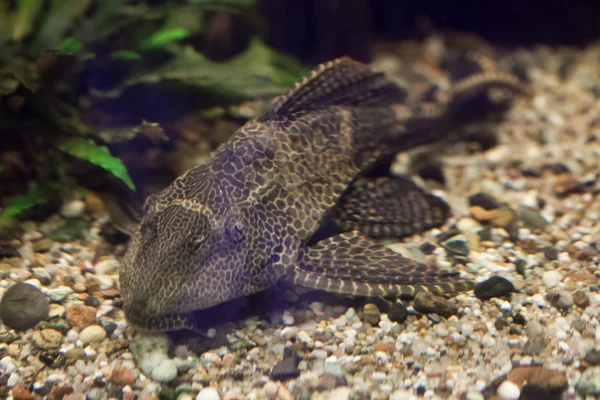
265;57;407;118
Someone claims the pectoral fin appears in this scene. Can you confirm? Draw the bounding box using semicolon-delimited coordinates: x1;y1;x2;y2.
332;175;449;239
289;231;473;298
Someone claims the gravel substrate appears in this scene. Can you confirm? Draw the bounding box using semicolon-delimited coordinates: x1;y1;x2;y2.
0;34;599;400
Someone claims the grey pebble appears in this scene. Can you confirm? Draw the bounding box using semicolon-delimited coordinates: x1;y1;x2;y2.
362;303;381;325
32;328;63;349
441;234;470;257
584;349;600;366
474;276;515;300
0;282;49;330
573;290;590;308
523;336;547;356
577;367;600;396
388;302;408;324
413;291;458;318
270;349;300;381
518;206;548;230
47;286;74;302
546;290;573;310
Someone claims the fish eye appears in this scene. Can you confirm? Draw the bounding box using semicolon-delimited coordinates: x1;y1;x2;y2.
193;233;207;246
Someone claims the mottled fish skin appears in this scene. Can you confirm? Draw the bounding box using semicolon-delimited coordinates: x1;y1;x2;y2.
120;57;524;332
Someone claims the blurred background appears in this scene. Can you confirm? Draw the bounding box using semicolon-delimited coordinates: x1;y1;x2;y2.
0;0;599;229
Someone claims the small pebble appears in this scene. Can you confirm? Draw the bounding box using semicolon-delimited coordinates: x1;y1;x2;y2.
496;380;520;400
79;325;107;343
542;271;562;288
576;367;600;396
387;302;408;323
474;276;515;300
573;290;590;308
151;359;178;383
363;303;381;325
585;349;600;366
196;388;220;400
32;329;63;349
60;200;85;219
413;292;458;318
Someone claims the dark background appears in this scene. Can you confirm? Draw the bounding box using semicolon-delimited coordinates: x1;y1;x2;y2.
259;0;600;64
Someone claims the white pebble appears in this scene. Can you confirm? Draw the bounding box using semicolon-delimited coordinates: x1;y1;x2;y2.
389;389;411;400
497;380;520;400
556;329;568;341
60;200;85;218
280;327;298;338
196;387;220;400
94;259;119;275
23;279;42;289
375;351;390;363
461;323;474;336
263;381;279;397
298;331;313;344
466;391;484;400
0;357;16;374
282;312;295;326
329;387;351;400
312;350;328;360
79;325;107;343
6;372;20;387
151;359;178;382
372;371;386;382
345;307;356;320
500;301;512;312
96;274;114;289
543;271;562;288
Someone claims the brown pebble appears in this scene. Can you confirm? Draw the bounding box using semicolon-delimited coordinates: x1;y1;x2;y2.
100;288;120;299
33;238;54;253
469;206;496;221
84;278;100;294
111;365;136;386
363;303;381;325
138;391;159;400
11;383;32;400
566;269;597;285
413;291;458;318
314;373;338;392
122;393;135;400
222;353;236;368
508;366;568;391
577;246;597;261
32;329;63;350
374;343;395;353
65;304;97;329
50;384;74;400
84;191;106;216
63;394;86;400
519;239;538;254
553;177;583;196
490;207;516;228
573;290;590;308
473;322;489;333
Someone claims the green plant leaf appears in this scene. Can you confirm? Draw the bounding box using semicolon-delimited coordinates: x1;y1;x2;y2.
0;186;52;218
58;138;136;190
141;28;191;50
110;50;142;61
12;0;44;41
187;0;255;10
94;38;310;99
33;0;93;50
56;37;84;53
